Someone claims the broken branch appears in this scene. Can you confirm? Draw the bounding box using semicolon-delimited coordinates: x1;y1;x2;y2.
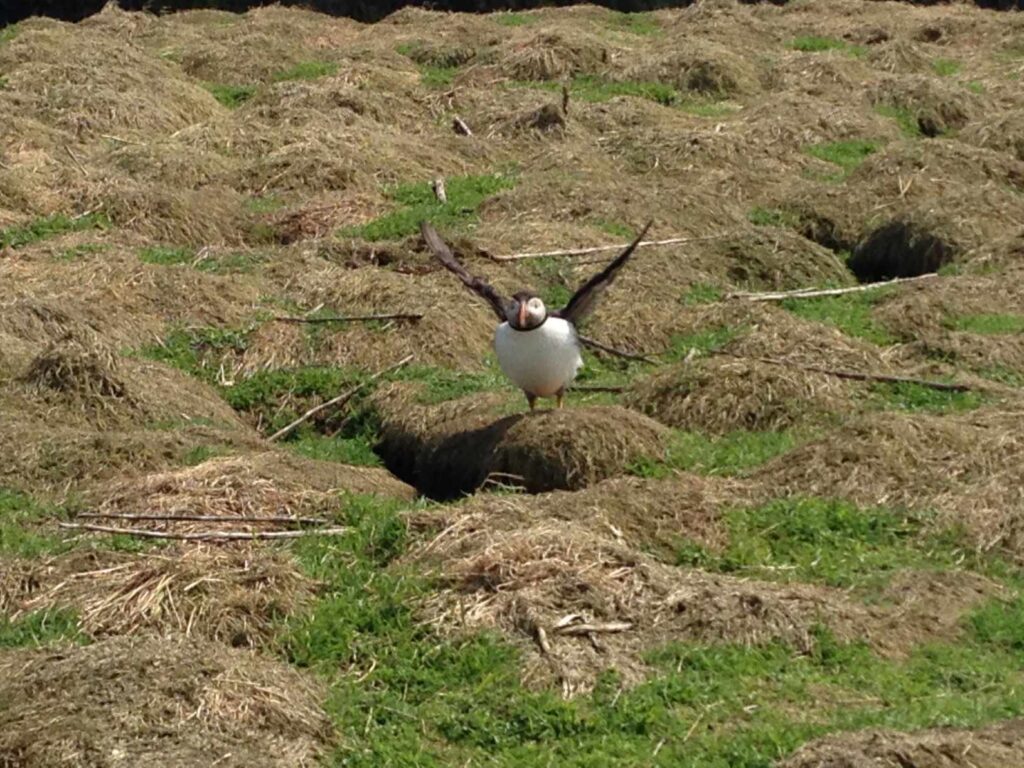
273;313;423;324
555;621;633;636
268;354;414;442
726;273;939;301
58;522;350;541
77;512;328;526
431;176;447;203
452;116;473;136
578;335;655;364
731;354;974;392
490;233;732;262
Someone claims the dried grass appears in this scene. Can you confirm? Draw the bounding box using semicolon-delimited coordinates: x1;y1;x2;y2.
0;634;332;767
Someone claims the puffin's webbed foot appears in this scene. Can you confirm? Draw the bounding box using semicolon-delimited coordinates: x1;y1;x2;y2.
525;392;537;412
555;388;565;409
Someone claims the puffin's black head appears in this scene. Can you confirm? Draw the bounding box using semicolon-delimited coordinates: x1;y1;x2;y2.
508;291;547;331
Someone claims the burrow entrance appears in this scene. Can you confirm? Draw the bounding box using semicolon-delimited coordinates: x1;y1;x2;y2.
847;220;955;283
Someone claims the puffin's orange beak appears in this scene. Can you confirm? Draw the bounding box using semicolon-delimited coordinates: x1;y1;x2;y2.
517;302;527;327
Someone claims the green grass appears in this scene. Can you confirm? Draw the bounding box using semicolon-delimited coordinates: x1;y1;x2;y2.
0;212;110;250
680;283;723;305
790;36;866;57
593;219;636;239
870;381;984;413
632;429;799;479
932;58;962;77
680;100;739;118
286;432;382;467
748;207;797;228
246;195;284;214
967;80;986;95
340;171;517;241
945;313;1024;335
204;82;256;108
665;326;743;361
55;242;107;261
275;493;1024;767
0;488;70;558
804;139;880;178
874;104;923;138
519;75;678;106
604;10;661;36
139;245;193;266
0;24;18;46
979;365;1024;388
526;256;574;308
420;64;459;88
780;292;897;346
273;60;338;82
676;497;971;590
0;608;85;648
494;12;536;26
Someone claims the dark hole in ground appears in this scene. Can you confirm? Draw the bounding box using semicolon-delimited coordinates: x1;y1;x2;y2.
847;220;954;283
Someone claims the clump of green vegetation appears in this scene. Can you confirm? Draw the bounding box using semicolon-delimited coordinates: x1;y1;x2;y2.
680;283;723;305
804;139;880;178
340;171;517;241
677;497;969;590
945;313;1024;335
604;10;661;36
273;60;338;82
593;219;636;239
932;58;962;77
0;488;70;558
0;212;110;250
874;104;923;138
139;245;194;266
966;81;986;95
526;256;573;308
748;207;797;228
870;381;984;413
204;82;256;108
632;429;798;478
419;64;458;89
680;100;739;118
780;292;896;346
182;444;234;466
138;325;254;384
979;365;1024;388
0;608;85;649
494;12;536;27
246;195;284;214
197;250;267;274
0;24;19;46
55;242;108;261
520;75;677;106
790;36;866;57
665;326;742;361
286;432;382;467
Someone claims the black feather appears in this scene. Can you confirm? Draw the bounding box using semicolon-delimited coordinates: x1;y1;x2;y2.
420;221;513;322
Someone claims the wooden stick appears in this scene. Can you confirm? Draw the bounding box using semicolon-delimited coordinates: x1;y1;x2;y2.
64;145;89;176
274;313;423;324
571;384;626;393
726;273;939;301
733;354;974;392
452;116;473;136
267;354;414;442
490;233;731;262
561;83;570;115
578;335;655;364
77;512;328;526
58;522;350;541
431;177;448;203
555;621;633;636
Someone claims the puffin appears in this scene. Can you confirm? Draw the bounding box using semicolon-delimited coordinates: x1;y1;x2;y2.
420;219;653;410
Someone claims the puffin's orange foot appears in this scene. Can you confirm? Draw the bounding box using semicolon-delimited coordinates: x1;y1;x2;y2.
525;392;537;412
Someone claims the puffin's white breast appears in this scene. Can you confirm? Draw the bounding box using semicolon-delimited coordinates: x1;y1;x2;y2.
493;317;583;397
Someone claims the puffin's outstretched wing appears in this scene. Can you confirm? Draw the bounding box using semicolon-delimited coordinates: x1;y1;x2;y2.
554;220;652;326
421;221;512;322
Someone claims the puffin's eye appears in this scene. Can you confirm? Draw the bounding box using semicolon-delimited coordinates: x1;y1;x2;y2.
529;298;543;310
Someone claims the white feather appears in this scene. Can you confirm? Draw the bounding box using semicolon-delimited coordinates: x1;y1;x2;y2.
493;317;583;397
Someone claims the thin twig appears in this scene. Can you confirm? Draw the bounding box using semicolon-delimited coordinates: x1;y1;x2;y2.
730;354;974;392
726;273;939;301
431;177;447;203
77;512;327;526
273;313;424;324
571;384;626;393
490;233;731;262
452;116;473;136
578;335;655;364
64;145;89;176
268;354;414;442
555;621;633;636
58;522;350;541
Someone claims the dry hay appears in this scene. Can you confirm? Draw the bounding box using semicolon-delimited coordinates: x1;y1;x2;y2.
0;634;332;768
752;408;1024;561
269;264;496;371
407;483;998;694
865;39;934;74
626;356;857;434
871;272;1024;375
630;39;761;97
0;546;318;648
0;19;222;141
869;74;979;137
780;718;1024;768
87;451;415;530
490;30;614;81
374;385;668;499
961;108;1024;163
19;337;130;406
